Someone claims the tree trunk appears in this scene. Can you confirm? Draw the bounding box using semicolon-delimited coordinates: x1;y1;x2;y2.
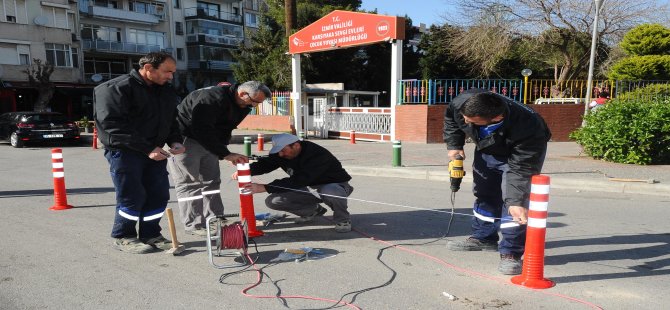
34;84;54;112
284;0;297;37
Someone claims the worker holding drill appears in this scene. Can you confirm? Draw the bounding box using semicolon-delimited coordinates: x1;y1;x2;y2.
443;89;551;275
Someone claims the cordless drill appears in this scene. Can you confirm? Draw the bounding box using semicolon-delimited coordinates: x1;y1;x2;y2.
448;154;465;192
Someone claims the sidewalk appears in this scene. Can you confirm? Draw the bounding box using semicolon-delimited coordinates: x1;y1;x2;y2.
83;130;670;197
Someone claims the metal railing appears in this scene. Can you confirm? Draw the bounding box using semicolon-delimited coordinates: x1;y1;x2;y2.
183;7;242;23
82;40;162;55
326;107;391;134
185;34;243;46
250;91;292;116
399;79;523;104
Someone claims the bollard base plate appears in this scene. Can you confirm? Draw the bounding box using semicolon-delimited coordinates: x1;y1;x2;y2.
511;276;554;289
50;204;73;211
248;230;264;238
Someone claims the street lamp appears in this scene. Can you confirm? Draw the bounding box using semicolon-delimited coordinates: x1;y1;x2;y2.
584;0;604;122
521;68;532;104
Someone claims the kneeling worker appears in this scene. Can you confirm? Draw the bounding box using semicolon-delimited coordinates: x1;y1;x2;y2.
233;133;354;232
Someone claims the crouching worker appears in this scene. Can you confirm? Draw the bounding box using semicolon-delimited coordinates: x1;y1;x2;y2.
232;134;354;233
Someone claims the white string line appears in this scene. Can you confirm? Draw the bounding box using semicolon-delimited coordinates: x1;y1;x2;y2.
262;183;497;220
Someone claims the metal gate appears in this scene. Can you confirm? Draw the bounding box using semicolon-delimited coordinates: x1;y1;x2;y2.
311;97;328;138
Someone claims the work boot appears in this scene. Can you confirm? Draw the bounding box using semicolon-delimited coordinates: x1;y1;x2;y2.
113;238;154;254
447;237;498;251
498;254;523;275
334;220;352;233
141;236;172;251
294;206;327;223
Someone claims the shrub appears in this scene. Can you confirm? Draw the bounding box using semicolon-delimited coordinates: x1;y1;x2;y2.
570;99;670;164
620;24;670;56
608;55;670;80
616;83;670;102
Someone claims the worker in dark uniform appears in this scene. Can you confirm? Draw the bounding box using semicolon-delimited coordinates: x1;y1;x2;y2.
444;89;551;275
94;52;184;254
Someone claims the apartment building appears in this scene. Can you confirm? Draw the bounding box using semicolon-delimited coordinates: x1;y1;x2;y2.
0;0;265;118
0;0;80;115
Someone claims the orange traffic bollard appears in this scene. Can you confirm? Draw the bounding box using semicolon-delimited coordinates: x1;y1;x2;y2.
350;130;356;144
49;148;73;210
511;174;554;288
92;126;98;149
236;163;263;238
257;133;264;151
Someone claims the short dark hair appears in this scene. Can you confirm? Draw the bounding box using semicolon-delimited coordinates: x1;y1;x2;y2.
598;91;609;98
462;92;506;118
138;52;174;69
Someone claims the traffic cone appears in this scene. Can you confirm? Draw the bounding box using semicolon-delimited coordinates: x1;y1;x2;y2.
511;174;554;288
236;163;263;237
49;148;73;210
257;133;264;151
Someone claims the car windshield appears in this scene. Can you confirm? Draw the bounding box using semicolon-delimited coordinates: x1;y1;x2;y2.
21;114;68;122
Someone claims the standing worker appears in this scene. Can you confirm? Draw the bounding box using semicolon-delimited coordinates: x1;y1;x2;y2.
169;81;271;236
233;134;354;233
94;52;185;254
443;89;551;275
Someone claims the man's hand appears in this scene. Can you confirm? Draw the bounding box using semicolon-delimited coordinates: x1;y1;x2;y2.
148;147;171;161
224;153;249;165
231;171;238;180
243;183;266;194
448;149;466;161
169;142;185;155
508;206;528;224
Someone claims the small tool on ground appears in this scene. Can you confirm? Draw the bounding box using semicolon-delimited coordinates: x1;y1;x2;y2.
165;208;185;255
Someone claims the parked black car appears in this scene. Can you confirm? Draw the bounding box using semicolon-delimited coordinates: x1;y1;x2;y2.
0;112;81;148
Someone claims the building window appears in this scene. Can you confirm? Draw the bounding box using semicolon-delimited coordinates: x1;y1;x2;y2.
128;29;166;49
244;0;258;11
45;43;72;67
129;1;165;17
176;22;184;35
174;0;180;8
93;0;119;9
81;24;122;42
19;54;30;65
176;48;184;61
6;15;16;23
197;1;220;18
71;48;79;68
245;12;258;28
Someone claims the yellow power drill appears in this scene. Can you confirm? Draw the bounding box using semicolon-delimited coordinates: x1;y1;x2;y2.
448;154;465;192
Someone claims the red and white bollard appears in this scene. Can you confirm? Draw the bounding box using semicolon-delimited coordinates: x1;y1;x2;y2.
511;174;554;288
236;163;263;238
49;148;73;210
92;126;98;149
257;133;264;151
350;130;356;144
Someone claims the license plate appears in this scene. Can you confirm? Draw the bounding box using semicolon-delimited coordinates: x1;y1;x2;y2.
43;134;64;138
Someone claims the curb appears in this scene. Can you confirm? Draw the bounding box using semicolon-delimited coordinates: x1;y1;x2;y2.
344;165;670;198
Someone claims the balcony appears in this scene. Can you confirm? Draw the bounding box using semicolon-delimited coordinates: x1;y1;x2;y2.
83;5;162;24
186;34;242;47
188;60;236;71
184;7;242;24
82;39;163;55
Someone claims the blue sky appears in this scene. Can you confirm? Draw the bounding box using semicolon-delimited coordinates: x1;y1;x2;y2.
360;0;670;27
359;0;455;27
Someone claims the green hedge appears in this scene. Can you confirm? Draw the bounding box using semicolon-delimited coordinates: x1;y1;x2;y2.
608;55;670;80
617;83;670;101
570;99;670;164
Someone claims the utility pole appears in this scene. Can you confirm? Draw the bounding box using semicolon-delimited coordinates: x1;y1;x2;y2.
285;0;297;37
584;0;604;124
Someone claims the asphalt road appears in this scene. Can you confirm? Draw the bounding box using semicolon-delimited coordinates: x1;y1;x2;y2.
1;143;668;309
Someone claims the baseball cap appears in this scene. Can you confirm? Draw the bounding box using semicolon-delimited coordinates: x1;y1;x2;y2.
269;133;300;154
